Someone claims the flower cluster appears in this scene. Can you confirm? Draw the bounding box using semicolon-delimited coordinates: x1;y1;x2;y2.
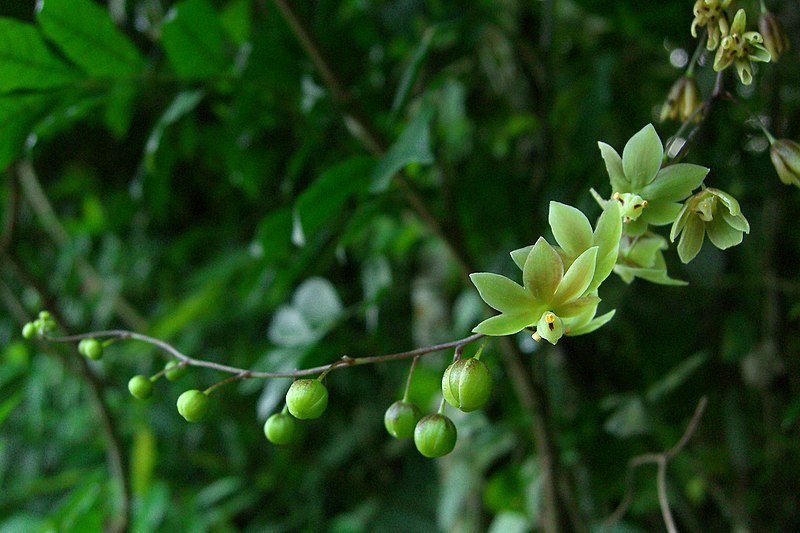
712;9;771;85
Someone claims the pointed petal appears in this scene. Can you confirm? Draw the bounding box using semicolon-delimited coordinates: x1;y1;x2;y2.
523;237;563;302
567;309;617;336
641;201;683;226
677;215;705;263
552;247;598;307
722;210;750;233
473;312;538;336
706;216;744;249
549;202;594;257
670;202;691;242
622;124;663;189
641;163;709;201
470;273;538;314
598;142;630;192
510;245;533;271
590;202;622;291
555;295;601;318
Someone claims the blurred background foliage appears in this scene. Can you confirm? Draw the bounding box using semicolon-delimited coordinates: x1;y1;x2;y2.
1;0;799;531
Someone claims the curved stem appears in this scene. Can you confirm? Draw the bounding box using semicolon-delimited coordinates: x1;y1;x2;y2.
44;330;484;379
402;356;420;402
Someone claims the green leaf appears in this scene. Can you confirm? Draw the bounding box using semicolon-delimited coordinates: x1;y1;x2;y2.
161;0;228;80
598;142;629;192
0;93;55;167
510;245;533;270
622;124;663;189
0;18;80;92
294;157;372;242
37;0;144;78
522;237;563;302
677;215;705;263
473;312;536;336
548;202;594;257
552;246;597;307
641;163;708;201
370;103;434;193
391;27;435;114
144;90;204;172
104;83;138;138
470;273;538;315
567;309;616;336
219;0;251;45
706;216;744;249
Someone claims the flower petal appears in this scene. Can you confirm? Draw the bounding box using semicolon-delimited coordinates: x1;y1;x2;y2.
549;202;594;258
552;246;598;307
706;216;744;249
677;215;705;263
622;124;664;189
641;163;709;201
598;142;629;192
523;237;563;302
473;312;538;336
470;273;538;314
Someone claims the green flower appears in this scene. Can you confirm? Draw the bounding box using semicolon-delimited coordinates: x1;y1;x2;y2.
614;233;687;286
660;76;702;123
713;9;771;85
769;139;800;188
597;124;709;236
758;11;790;63
691;0;732;51
471;201;622;343
670;187;750;263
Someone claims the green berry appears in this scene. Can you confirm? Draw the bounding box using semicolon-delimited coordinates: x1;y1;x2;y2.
177;389;209;422
79;338;104;360
384;401;422;439
22;322;37;339
441;358;492;412
164;360;188;381
264;413;298;445
128;375;154;400
414;414;457;458
285;379;328;420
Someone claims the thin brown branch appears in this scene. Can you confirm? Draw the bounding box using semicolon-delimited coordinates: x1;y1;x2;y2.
45;330;484;379
602;396;709;532
14;159;147;330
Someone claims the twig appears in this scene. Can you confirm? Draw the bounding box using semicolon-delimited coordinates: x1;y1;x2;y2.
44;330;484;379
602;396;709;532
667;71;726;164
14;159;147;330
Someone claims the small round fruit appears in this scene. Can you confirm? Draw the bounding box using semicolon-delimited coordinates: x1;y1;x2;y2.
384;401;422;439
441;358;492;412
164;360;188;381
22;322;37;339
128;375;153;400
414;414;457;458
285;379;328;420
79;338;104;360
264;413;297;445
177;389;209;422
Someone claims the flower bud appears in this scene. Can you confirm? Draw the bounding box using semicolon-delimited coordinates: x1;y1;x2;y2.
660;76;702;123
285;379;328;420
164;360;188;381
384;400;422;439
414;414;457;458
79;338;104;360
264;413;298;445
177;389;209;422
536;311;564;345
22;322;37;339
759;11;790;63
441;358;492;412
128;375;154;400
770;139;800;188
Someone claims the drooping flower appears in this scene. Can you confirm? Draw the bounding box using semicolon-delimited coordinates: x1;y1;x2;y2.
759;11;790;63
713;9;771;85
660;76;703;123
670;187;750;263
769;139;800;188
691;0;733;51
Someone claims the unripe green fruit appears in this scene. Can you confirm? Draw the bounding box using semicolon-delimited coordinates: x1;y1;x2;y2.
264;413;297;445
79;338;104;360
164;360;188;381
414;414;457;458
177;389;209;422
22;322;37;339
384;401;422;439
285;379;328;420
441;358;492;412
128;375;153;400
